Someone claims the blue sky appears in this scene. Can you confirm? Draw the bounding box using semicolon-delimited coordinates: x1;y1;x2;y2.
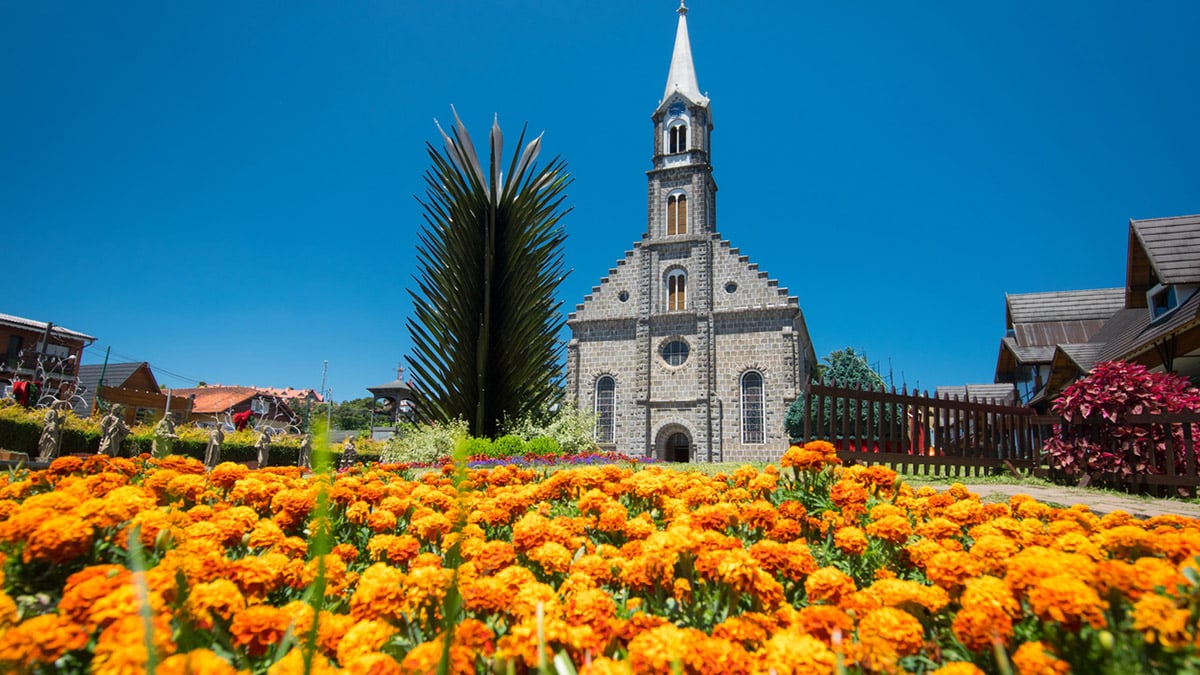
3;1;1197;402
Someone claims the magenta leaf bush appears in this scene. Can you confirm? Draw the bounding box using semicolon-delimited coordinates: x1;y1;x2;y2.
1044;361;1200;481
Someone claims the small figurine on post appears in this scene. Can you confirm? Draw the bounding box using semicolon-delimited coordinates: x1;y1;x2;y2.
152;415;178;459
97;405;132;457
338;437;358;472
204;425;224;470
254;428;271;468
298;433;313;471
37;407;65;462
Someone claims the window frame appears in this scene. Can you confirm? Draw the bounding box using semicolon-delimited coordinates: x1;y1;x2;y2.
741;370;765;444
666;192;688;236
666;268;687;311
594;376;616;443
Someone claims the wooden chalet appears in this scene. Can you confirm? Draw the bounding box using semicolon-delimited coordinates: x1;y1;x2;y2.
74;362;193;425
993;287;1124;407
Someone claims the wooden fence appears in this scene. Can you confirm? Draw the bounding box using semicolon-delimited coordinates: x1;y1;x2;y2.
798;381;1200;493
798;381;1044;478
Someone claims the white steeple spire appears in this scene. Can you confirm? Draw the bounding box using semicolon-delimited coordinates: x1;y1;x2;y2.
662;1;707;105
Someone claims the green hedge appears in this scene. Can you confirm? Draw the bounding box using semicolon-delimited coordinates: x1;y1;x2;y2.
0;416;376;467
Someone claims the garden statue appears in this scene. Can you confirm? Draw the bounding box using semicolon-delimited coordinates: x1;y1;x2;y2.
152;415;178;459
36;407;65;462
97;406;132;457
298;433;313;470
338;437;357;471
255;428;271;467
204;425;224;469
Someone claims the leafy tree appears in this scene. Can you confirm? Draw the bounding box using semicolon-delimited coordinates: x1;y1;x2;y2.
786;347;889;441
407;110;571;438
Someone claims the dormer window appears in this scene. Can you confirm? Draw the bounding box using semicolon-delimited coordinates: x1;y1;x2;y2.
668;122;688;154
1148;283;1180;321
666;192;687;235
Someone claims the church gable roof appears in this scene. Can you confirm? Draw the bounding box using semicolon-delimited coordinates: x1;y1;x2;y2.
568;244;642;323
711;237;799;311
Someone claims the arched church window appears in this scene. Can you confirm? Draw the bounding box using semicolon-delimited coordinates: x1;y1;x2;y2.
666;193;687;235
666;269;687;311
668;123;688;154
741;371;765;444
594;376;615;443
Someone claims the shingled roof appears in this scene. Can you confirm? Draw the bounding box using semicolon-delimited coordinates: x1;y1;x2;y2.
1006;288;1125;327
1129;214;1200;287
73;362;159;417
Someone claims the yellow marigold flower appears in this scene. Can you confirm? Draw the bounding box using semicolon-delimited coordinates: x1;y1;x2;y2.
805;566;857;605
1028;573;1107;630
158;649;239;675
834;526;869;556
345;500;371;524
758;630;838;675
1132;592;1191;648
854;607;925;671
1011;640;1070;674
230;603;291;658
337;619;397;666
186;578;246;630
1095;524;1154;559
22;513;94;564
866;514;913;545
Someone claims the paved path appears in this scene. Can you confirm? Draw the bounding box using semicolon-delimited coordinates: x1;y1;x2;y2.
958;483;1200;520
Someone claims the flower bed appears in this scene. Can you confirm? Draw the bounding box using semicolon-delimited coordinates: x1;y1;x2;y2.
0;442;1198;673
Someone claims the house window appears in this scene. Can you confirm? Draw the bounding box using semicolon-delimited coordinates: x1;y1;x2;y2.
594;376;615;443
666;193;688;235
668;123;688;154
741;371;765;444
666;269;687;311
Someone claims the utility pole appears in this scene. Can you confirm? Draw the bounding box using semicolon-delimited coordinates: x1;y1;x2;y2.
320;360;330;430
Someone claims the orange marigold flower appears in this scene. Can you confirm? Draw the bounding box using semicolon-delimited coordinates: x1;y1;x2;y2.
0;613;89;669
158;649;239;675
1027;573;1107;630
951;604;1013;653
186;578;246;630
209;462;249;490
230;604;291;658
834;526;869;556
866;514;913;546
91;614;175;675
22;513;94;564
528;541;573;576
1131;592;1191;648
230;552;288;598
792;605;855;645
758;630;838;675
337;619;397;666
750;539;818;581
830;480;868;511
854;607;925;671
923;549;983;593
805;566;857;605
930;664;986;675
1011;640;1070;675
351;563;409;622
366;508;398;533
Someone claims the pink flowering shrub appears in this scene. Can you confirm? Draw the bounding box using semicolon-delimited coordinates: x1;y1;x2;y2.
1044;361;1200;481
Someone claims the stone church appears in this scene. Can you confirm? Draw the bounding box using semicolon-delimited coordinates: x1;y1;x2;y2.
566;3;815;462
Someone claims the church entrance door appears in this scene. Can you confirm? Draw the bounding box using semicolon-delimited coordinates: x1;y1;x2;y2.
667;432;690;462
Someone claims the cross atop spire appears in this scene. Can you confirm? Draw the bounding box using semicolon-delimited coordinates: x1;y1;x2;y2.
662;0;707;105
